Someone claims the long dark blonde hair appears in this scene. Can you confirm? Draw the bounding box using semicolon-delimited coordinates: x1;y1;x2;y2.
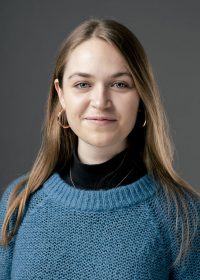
1;17;199;269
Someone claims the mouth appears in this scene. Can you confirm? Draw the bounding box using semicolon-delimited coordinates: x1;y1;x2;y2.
84;117;117;126
85;116;116;121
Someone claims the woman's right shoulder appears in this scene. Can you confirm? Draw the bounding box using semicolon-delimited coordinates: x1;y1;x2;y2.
0;173;29;205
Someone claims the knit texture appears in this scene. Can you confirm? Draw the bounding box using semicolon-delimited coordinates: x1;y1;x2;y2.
0;172;200;280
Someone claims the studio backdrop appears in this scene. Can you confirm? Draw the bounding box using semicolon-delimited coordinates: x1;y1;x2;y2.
0;0;199;196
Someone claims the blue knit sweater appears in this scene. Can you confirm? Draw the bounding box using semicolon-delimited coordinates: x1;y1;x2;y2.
0;172;200;279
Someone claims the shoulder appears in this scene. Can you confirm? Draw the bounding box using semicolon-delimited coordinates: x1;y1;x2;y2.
0;173;28;204
0;173;51;223
147;175;200;217
0;174;28;224
145;176;200;241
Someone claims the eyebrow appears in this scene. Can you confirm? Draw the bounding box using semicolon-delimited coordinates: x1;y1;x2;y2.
68;71;133;79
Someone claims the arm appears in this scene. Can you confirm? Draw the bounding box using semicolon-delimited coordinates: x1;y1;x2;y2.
0;176;25;280
169;195;200;279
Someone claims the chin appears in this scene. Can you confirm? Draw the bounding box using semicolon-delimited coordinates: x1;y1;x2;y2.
87;135;124;148
89;140;114;148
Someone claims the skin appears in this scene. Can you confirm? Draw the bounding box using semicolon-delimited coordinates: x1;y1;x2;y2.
54;38;140;164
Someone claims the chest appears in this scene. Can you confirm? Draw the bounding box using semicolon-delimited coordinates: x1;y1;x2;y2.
11;203;170;279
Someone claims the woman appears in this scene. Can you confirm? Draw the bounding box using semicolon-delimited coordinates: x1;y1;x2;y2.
0;18;200;279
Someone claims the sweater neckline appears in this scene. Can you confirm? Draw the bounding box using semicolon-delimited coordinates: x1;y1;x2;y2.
41;172;160;211
59;145;147;190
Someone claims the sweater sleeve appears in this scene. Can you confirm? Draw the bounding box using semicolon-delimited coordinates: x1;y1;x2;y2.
0;175;26;280
152;185;200;279
169;192;200;279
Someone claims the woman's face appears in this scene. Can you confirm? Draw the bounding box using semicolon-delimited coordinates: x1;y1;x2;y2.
54;38;140;151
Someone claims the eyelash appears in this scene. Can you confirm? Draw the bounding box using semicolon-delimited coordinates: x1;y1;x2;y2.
74;82;129;89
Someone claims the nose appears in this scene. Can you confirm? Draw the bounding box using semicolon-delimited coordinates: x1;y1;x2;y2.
90;84;111;109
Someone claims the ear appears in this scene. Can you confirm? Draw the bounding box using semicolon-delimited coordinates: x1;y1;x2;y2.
54;78;66;109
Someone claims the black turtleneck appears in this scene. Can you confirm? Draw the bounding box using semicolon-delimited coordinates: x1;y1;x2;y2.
58;145;147;190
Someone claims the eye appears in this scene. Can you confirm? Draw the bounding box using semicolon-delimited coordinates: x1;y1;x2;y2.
112;82;128;88
74;82;91;88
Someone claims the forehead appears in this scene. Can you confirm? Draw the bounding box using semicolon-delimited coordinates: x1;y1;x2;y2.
64;38;130;75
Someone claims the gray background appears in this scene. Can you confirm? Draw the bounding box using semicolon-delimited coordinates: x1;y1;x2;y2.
0;0;199;197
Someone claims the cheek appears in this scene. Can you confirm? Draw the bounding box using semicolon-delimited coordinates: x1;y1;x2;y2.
64;95;87;123
119;94;140;121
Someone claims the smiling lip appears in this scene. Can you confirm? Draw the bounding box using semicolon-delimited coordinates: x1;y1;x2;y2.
85;119;116;126
85;116;116;121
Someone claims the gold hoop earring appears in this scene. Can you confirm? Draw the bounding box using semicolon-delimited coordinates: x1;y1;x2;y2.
138;109;147;127
142;119;146;127
57;109;70;129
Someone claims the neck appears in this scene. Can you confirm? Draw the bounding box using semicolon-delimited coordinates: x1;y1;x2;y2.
77;139;128;164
